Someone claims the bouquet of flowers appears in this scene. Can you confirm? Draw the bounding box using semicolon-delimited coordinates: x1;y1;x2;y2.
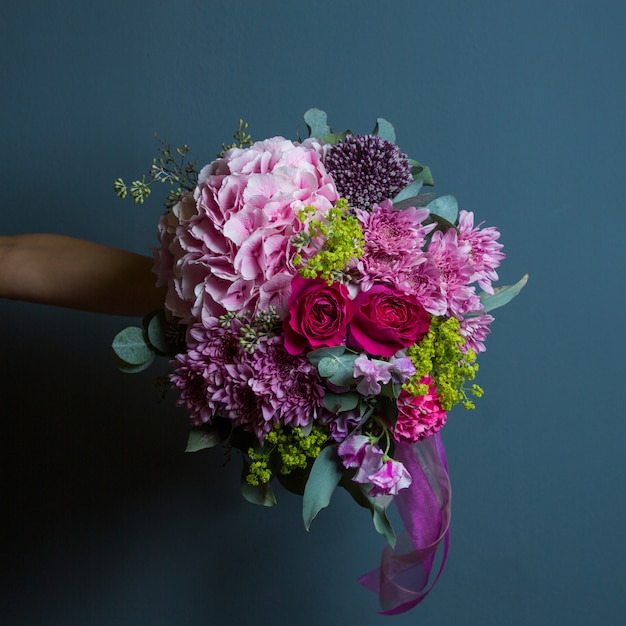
113;109;526;614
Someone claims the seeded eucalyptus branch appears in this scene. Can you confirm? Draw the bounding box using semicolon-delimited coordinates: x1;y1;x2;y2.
114;137;199;210
218;119;253;157
115;120;252;210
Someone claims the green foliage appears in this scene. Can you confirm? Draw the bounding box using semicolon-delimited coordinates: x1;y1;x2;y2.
372;117;396;143
323;391;360;414
393;178;424;204
185;424;230;452
409;159;434;186
114;137;199;211
304;108;331;138
302;444;343;530
427;195;459;225
218;118;253;157
112;326;154;370
308;346;359;387
479;273;528;313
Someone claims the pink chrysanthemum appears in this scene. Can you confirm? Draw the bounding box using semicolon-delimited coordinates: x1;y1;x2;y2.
394;378;447;443
355;200;434;290
457;210;505;294
394;253;447;317
459;312;494;354
427;228;481;317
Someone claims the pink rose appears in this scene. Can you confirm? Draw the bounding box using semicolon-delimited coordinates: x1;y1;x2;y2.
349;285;430;357
283;275;353;355
394;379;447;443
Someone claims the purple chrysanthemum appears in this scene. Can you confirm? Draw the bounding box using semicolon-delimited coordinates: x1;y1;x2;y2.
247;335;325;438
324;135;412;210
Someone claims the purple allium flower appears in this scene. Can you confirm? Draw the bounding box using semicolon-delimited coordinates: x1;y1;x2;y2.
324;135;412;210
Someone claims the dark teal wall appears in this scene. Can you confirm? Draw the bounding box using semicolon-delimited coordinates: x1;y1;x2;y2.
2;1;625;624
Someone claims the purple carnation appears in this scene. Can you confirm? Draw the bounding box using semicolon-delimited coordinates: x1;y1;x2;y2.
324;135;412;210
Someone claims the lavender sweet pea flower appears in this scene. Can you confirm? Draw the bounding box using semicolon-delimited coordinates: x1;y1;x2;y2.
337;435;384;483
388;355;416;384
353;354;393;395
368;458;412;497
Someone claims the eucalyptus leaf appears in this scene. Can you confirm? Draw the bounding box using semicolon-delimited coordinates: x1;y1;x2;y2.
112;352;154;374
185;426;228;452
372;501;397;548
372;117;396;143
318;130;351;146
112;326;154;366
303;445;343;530
427;195;459;224
146;309;175;356
392;179;424;204
409;159;434;186
318;353;359;387
307;346;346;367
479;273;528;313
304;108;331;138
323;391;360;414
393;192;437;211
340;477;396;548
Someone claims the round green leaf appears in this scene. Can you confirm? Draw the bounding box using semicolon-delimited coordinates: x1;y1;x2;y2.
112;326;153;365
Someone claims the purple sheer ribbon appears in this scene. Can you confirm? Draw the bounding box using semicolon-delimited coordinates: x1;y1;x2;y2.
359;432;451;615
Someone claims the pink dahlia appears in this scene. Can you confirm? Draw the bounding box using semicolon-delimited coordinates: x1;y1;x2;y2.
394;378;447;443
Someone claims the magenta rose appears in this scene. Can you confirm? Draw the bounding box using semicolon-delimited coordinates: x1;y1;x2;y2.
349;285;430;357
283;275;353;355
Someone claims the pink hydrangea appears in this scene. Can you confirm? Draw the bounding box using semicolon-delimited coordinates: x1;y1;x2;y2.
153;137;340;325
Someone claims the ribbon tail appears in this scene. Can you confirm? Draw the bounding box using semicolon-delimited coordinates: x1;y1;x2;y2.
359;432;452;614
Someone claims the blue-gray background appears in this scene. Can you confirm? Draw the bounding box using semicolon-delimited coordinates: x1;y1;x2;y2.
1;1;624;625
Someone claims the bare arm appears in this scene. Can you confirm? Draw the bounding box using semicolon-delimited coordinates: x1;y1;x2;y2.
0;234;165;317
